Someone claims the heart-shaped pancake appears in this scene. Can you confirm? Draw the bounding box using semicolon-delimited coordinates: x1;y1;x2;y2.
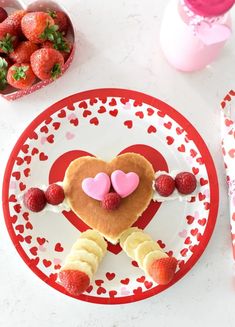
63;153;155;244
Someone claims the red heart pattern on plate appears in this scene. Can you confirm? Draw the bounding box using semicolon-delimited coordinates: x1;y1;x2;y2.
2;89;218;304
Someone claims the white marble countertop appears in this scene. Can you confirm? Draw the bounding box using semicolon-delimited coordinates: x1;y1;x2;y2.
0;0;235;326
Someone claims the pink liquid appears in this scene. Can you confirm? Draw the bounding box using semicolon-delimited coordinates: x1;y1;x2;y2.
160;0;232;72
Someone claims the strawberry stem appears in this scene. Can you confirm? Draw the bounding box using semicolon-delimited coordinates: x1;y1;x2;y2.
40;22;59;41
0;34;16;54
0;58;8;90
51;63;61;79
12;66;28;81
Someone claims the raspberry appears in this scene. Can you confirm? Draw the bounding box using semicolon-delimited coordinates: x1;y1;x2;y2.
102;192;121;210
175;172;197;195
59;270;90;296
155;174;175;197
148;257;178;285
23;187;46;212
45;184;65;205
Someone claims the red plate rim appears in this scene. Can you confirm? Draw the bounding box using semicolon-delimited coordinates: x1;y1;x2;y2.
2;88;219;304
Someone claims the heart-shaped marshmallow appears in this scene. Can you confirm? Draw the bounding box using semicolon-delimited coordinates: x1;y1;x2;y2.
111;170;139;198
82;173;111;201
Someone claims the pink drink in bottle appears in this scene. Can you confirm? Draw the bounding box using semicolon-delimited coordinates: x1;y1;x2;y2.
160;0;234;72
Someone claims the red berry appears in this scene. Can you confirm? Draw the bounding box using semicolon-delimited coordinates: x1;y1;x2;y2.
155;174;175;197
7;63;36;89
0;21;19;54
42;39;72;62
23;187;46;212
0;7;8;23
30;48;64;80
4;10;27;34
48;10;69;34
59;269;90;296
102;192;121;210
9;41;39;63
148;257;178;285
45;184;65;205
21;12;55;44
175;172;197;195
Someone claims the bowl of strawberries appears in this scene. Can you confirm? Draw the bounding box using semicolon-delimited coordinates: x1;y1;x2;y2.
0;0;75;101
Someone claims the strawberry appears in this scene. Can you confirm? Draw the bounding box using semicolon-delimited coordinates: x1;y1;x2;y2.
0;7;8;23
21;12;56;44
7;63;36;89
0;57;8;90
0;22;18;53
23;187;47;212
9;41;38;63
155;174;175;197
45;184;65;205
148;257;178;285
4;10;27;33
175;172;197;195
30;48;64;80
59;270;90;296
42;39;72;61
102;192;121;210
48;10;69;34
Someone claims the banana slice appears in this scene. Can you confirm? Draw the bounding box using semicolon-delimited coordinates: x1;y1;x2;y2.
72;239;103;262
119;227;140;248
65;249;99;274
135;240;161;268
61;260;93;281
124;231;152;259
80;230;107;255
143;250;168;276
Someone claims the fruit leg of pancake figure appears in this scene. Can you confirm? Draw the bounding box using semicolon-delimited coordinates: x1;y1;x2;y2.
120;227;178;285
58;230;107;296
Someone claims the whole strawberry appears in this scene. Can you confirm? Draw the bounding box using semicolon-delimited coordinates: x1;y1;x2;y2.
48;10;69;34
7;63;36;89
21;12;56;44
4;10;27;34
155;174;175;197
43;39;72;61
0;7;8;23
31;48;64;80
0;57;8;90
0;22;18;53
9;41;38;63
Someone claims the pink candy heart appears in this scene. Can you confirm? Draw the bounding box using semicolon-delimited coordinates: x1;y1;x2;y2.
111;170;139;198
82;173;111;201
196;22;232;45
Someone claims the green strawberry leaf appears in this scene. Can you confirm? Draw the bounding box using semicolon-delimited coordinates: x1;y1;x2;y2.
51;63;61;80
0;58;8;91
51;31;70;52
47;9;57;19
40;23;59;41
12;66;28;81
0;34;16;54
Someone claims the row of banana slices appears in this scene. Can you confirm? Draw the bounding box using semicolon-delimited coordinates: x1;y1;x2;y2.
61;230;107;282
120;227;168;277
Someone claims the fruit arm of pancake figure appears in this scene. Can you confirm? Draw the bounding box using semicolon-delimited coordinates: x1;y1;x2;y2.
58;230;107;296
120;227;178;285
